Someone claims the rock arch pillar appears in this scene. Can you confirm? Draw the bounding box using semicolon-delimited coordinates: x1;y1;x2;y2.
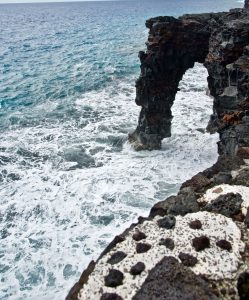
129;15;212;150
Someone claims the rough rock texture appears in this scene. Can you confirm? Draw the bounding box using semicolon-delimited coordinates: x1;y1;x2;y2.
204;192;243;217
66;2;249;300
129;9;249;153
245;0;249;9
132;257;217;300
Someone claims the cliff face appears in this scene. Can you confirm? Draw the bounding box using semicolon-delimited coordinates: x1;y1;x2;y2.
129;9;249;155
67;4;249;300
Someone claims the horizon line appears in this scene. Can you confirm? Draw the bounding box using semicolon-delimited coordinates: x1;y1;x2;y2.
0;0;123;4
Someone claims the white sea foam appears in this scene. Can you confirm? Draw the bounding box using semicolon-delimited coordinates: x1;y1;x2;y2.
0;64;219;299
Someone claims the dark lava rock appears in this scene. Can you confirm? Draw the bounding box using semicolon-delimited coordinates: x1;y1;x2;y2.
157;215;176;229
244;208;249;228
232;168;249;187
237;271;249;300
167;188;199;216
136;243;152;253
132;230;147;241
204;193;243;217
132;256;217;300
216;240;232;251
66;261;96;300
181;173;212;192
130;262;146;275
100;235;125;258
159;238;175;250
213;172;232;185
189;220;202;230
104;269;124;287
179;252;198;267
192;236;210;252
150;187;199;218
100;293;123;300
107;251;127;265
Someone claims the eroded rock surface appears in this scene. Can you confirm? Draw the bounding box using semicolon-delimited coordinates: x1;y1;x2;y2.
133;257;216;300
66;2;249;300
129;8;249;153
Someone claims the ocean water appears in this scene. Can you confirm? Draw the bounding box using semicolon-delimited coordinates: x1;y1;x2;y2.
0;0;243;299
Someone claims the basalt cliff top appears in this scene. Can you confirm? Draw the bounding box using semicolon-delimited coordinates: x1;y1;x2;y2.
67;2;249;299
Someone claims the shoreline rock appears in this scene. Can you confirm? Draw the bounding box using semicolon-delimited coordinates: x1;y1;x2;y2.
66;2;249;299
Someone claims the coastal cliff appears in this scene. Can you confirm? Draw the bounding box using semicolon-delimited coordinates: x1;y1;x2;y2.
129;9;249;153
67;2;249;300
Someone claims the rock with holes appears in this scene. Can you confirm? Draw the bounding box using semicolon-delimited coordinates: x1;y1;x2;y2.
132;257;217;300
204;193;243;217
157;215;176;229
179;252;198;267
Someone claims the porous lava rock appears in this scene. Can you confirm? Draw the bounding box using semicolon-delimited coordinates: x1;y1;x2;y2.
179;252;198;267
136;243;152;253
150;187;198;217
132;229;147;241
204;192;243;217
216;240;232;251
159;238;175;250
157;215;176;229
129;8;249;156
189;220;202;230
104;269;124;287
244;208;249;227
130;262;146;275
107;251;127;265
132;257;217;300
100;293;123;300
192;236;210;251
237;271;249;300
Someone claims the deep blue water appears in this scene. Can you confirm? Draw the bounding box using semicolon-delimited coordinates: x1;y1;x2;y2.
0;1;243;299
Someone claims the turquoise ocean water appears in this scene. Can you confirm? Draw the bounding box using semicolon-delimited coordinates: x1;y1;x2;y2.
0;0;243;299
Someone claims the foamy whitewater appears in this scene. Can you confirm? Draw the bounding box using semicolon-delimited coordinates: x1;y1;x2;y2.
0;1;244;299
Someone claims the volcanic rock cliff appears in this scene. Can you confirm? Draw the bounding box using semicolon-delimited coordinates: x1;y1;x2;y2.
129;9;249;153
67;3;249;300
